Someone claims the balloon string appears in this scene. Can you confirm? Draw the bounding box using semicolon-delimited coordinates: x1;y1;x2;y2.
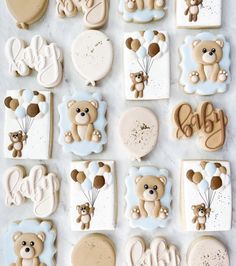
209;191;217;207
93;190;101;206
80;187;92;206
137;58;145;73
16;118;24;132
198;191;208;206
147;58;155;74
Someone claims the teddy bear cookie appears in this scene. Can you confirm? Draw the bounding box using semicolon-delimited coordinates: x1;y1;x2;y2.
176;0;222;28
5;0;48;29
4;219;57;266
71;30;113;86
125;236;181;266
3;165;60;218
56;0;109;29
5;35;63;88
118;0;166;23
179;32;231;95
181;160;232;232
70;161;116;231
126;166;172;230
187;236;230;266
58;91;107;156
172;101;228;151
71;234;116;266
4;89;53;160
119;107;158;160
124;30;170;100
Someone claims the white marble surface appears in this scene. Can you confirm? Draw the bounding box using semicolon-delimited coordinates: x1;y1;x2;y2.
0;1;236;265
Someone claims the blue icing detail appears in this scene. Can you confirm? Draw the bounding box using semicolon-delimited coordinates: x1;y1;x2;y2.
180;32;231;95
4;220;56;266
58;91;107;156
126;166;172;231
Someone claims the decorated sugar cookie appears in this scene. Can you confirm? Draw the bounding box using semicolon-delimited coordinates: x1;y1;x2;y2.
179;32;231;95
172;101;228;151
4;89;52;160
4;219;57;266
125;166;172;230
56;0;109;29
5;35;63;88
124;30;170;100
176;0;222;28
5;0;48;29
3;165;60;218
71;30;113;86
58;91;107;156
125;236;181;266
118;0;166;23
70;161;116;231
181;160;232;232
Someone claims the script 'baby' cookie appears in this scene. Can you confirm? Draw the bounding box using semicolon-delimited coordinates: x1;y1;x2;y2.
176;0;222;28
70;161;116;231
56;0;109;29
71;30;113;86
58;91;107;156
4;89;52;160
126;166;172;230
71;234;116;266
124;30;170;100
181;160;232;231
4;219;57;266
179;32;231;95
187;236;230;266
125;236;180;266
172;101;228;151
118;0;166;23
5;0;48;29
119;107;158;160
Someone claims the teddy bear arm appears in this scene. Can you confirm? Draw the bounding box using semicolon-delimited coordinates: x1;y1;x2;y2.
192;215;197;223
139;200;148;217
130;84;135;91
184;6;189;15
136;0;144;9
85;124;94;141
198;64;206;81
8;143;14;150
211;63;220;82
32;258;40;266
153;200;161;217
76;214;82;223
71;124;81;142
15;258;23;266
147;0;154;9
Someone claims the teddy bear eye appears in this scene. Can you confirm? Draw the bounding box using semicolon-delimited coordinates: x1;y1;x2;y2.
84;108;89;113
202;48;207;53
30;241;35;246
211;48;216;53
144;184;148;189
153;185;158;190
76;108;80;113
22;241;26;246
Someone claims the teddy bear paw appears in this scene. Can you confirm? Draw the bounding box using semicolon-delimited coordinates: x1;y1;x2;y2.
131;207;141;220
189;71;200;84
155;0;165;8
64;132;73;143
159;207;169;219
218;70;228;82
92;130;102;142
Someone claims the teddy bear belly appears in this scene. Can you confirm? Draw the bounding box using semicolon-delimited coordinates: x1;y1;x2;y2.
144;201;155;216
136;83;144;92
190;6;199;14
77;126;88;140
198;216;206;224
203;65;214;80
22;259;34;266
81;215;90;223
13;142;22;150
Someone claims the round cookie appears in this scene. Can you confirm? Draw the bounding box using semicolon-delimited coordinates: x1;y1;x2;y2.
71;234;116;266
187;236;230;266
71;30;113;86
119;107;158;160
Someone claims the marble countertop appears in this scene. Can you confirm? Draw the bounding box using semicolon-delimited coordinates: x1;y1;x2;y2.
0;0;236;265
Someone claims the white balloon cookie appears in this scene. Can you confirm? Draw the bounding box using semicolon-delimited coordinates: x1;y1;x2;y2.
71;30;113;86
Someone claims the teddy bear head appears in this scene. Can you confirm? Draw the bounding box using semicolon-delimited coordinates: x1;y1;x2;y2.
185;0;201;6
192;203;207;217
192;39;224;65
77;203;90;216
130;71;145;84
135;175;167;202
9;131;24;143
67;100;98;126
13;232;45;259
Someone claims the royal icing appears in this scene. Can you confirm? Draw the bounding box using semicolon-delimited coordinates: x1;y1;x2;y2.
124;30;170;100
3;165;60;218
173;101;228;151
5;36;63;88
126;166;172;230
71;30;113;86
179;32;231;95
118;0;166;23
4;89;52;160
58;91;107;156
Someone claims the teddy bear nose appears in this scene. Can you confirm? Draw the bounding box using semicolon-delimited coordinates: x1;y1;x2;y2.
25;247;30;253
149;190;154;194
80;112;85;116
209;52;213;56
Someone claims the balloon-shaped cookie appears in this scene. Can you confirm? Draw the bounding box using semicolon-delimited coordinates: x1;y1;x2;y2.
71;30;113;86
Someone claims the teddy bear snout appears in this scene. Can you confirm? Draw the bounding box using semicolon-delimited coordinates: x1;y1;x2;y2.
75;113;90;125
202;52;216;64
20;246;35;259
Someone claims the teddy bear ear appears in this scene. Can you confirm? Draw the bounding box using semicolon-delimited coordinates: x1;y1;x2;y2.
85;202;89;207
201;203;205;207
139;71;143;75
67;100;76;109
13;232;22;241
192;40;201;48
37;232;46;242
135;176;143;184
191;205;196;210
216;39;224;48
90;100;99;109
159;176;167;185
130;73;134;78
76;205;80;210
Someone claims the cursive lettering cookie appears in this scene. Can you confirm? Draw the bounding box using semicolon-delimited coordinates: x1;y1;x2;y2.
4;219;57;266
71;30;113;86
176;0;222;28
56;0;109;29
172;102;228;151
5;35;63;88
125;236;181;266
179;32;231;95
118;0;166;23
181;160;232;231
71;234;116;266
4;89;53;160
126;166;172;230
58;91;107;156
70;161;116;231
124;30;170;100
187;236;230;266
3;165;60;218
6;0;48;29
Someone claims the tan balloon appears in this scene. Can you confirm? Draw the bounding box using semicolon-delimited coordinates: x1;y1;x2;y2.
10;99;19;111
148;43;160;57
126;38;133;50
93;175;105;189
4;97;13;108
131;39;141;52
